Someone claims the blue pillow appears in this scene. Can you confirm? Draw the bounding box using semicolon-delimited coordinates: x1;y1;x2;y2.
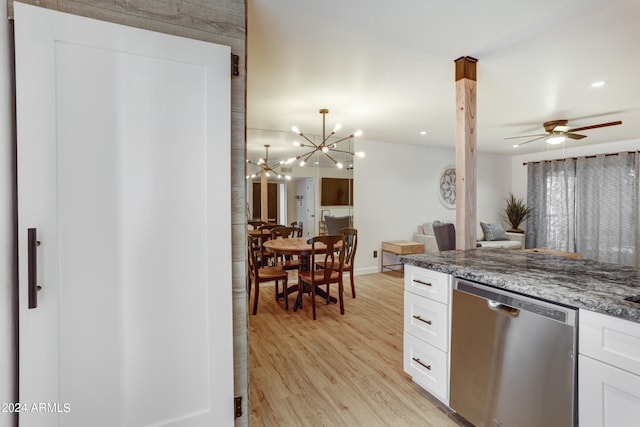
480;222;508;241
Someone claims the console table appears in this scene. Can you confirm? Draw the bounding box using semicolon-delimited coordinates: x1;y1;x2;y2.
381;240;425;274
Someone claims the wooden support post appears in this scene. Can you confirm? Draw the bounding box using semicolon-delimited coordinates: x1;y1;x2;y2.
454;56;477;250
260;172;268;222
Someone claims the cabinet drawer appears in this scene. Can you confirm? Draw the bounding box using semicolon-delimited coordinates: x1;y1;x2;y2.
404;265;450;304
579;355;640;427
404;291;449;352
403;332;448;405
579;310;640;377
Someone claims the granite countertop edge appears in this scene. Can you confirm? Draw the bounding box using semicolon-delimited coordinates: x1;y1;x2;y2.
400;249;640;324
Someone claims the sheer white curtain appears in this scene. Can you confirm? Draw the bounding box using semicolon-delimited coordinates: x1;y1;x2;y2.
576;153;639;266
526;159;577;252
526;152;640;267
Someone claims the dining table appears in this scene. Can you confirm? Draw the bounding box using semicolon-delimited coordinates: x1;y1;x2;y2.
262;237;343;311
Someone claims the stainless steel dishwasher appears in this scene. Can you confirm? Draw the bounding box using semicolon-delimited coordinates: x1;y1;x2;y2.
450;278;577;427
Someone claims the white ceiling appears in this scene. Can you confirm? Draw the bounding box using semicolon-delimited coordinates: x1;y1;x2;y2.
246;0;640;164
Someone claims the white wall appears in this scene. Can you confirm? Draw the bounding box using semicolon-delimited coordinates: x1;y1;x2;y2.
0;0;16;424
353;139;513;274
511;139;640;199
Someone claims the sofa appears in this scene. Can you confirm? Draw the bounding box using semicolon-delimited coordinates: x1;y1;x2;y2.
414;221;525;254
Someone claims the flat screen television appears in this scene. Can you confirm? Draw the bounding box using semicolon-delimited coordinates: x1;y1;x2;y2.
321;177;353;206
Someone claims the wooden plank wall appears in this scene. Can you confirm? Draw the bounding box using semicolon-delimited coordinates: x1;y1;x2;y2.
7;1;249;425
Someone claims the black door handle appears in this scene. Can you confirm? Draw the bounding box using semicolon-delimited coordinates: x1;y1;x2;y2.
28;228;41;309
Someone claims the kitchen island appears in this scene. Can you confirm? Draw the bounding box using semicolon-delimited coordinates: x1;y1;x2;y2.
399;249;640;427
400;248;640;323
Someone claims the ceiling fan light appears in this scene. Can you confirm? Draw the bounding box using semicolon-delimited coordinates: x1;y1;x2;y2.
546;135;566;145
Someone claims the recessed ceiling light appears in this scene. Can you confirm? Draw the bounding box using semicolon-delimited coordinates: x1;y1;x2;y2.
591;80;607;88
419;131;427;135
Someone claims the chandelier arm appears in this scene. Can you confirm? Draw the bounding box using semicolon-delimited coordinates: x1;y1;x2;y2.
321;132;336;146
328;148;354;155
302;151;316;163
298;133;318;147
296;148;317;159
322;152;339;164
330;136;352;145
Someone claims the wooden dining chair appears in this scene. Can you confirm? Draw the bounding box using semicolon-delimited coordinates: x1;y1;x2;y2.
257;223;283;267
298;235;346;320
248;219;267;229
290;221;303;236
270;226;301;270
315;228;358;298
247;235;289;314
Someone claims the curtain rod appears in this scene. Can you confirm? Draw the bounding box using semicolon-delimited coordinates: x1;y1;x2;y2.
522;151;638;166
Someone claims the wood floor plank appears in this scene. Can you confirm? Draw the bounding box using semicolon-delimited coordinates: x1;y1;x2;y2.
249;271;464;426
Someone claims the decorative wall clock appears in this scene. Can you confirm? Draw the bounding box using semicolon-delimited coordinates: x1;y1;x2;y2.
438;164;456;209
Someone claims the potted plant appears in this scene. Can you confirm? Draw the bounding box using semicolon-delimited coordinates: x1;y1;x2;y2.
501;193;532;233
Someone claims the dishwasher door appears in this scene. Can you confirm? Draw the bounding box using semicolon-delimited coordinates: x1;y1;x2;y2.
450;278;577;427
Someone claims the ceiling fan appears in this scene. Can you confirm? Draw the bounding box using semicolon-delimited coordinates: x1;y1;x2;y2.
507;119;622;148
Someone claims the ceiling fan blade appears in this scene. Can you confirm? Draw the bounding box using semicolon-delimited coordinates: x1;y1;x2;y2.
568;120;622;133
504;133;546;140
566;133;587;140
512;135;547;147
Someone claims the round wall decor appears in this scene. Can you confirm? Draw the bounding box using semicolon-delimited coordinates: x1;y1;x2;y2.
438;164;456;209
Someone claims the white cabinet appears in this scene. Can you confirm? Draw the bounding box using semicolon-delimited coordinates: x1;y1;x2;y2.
579;310;640;427
403;264;451;404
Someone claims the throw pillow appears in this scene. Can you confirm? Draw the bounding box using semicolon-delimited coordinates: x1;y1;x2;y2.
480;222;509;241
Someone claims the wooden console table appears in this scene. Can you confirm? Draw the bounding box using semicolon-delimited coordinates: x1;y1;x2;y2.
381;240;425;274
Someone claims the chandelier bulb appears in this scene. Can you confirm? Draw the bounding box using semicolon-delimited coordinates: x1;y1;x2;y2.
291;126;301;135
336;162;343;169
299;160;306;167
333;123;342;133
353;130;363;138
354;151;365;158
321;146;329;153
292;141;301;147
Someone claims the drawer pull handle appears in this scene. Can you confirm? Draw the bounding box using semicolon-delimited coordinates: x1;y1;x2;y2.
412;357;431;370
412;315;432;325
413;279;432;287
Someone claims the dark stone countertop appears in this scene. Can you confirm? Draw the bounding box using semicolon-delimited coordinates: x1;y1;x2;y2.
400;249;640;324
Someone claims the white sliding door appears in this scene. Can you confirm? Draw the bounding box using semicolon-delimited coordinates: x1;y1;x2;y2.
14;3;233;426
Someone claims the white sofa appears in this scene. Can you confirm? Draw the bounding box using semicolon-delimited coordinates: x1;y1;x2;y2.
414;221;524;254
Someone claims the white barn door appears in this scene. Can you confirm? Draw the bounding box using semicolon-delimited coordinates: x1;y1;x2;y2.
14;3;234;426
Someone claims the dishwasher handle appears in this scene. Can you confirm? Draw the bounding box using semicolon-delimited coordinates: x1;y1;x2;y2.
487;300;520;317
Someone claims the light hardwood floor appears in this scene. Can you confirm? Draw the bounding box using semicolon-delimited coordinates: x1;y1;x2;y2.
248;271;465;426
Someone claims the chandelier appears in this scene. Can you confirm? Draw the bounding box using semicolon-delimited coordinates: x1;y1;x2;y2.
287;108;365;168
246;144;291;180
